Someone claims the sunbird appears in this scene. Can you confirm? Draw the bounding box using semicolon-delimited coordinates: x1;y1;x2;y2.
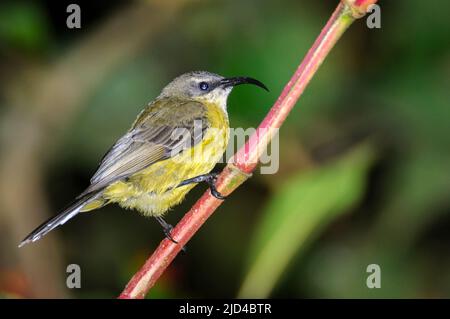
19;71;267;247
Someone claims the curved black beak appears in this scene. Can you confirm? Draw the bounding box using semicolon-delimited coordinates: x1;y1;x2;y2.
220;76;269;91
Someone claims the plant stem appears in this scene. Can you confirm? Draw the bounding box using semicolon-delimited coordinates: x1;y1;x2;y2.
119;0;376;299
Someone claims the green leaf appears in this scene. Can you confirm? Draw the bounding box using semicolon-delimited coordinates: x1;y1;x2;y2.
238;145;375;298
0;2;50;53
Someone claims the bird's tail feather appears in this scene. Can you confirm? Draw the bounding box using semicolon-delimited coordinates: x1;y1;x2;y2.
18;192;101;248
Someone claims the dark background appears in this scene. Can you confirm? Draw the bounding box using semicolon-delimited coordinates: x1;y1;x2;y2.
0;0;449;298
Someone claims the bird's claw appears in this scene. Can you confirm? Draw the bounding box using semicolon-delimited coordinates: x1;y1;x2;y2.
206;173;228;200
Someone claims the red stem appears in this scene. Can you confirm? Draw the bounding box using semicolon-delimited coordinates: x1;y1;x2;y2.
119;0;375;299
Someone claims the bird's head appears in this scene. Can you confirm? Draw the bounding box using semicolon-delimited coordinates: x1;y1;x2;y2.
158;71;268;110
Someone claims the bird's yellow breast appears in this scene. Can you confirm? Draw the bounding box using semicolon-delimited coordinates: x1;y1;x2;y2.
102;101;229;216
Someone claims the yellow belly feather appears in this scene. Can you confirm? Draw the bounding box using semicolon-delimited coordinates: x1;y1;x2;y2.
101;102;229;217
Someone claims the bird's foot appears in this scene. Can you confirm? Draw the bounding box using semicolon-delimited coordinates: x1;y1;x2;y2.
155;216;186;252
178;172;228;200
155;216;178;244
205;172;227;200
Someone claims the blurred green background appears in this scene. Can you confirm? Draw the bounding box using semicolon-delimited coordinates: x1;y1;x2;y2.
0;0;449;298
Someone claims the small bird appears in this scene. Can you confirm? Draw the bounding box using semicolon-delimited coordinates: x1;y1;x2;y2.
19;71;267;247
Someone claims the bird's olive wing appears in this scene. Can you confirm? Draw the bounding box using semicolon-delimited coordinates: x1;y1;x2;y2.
82;98;207;195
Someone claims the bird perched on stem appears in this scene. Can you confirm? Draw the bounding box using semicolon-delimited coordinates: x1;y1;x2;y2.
19;71;267;247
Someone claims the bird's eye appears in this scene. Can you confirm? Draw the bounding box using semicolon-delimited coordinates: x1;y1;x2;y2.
199;82;209;91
